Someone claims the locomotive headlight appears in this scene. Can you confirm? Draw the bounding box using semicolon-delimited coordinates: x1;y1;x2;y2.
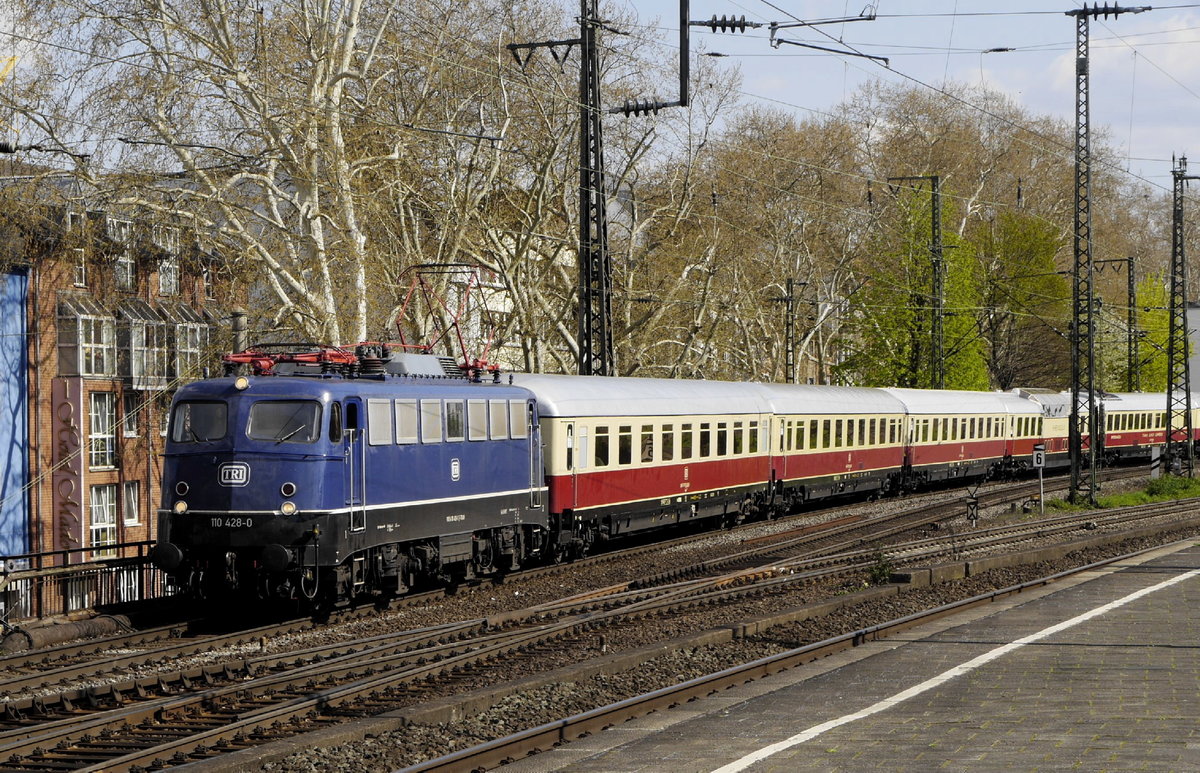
234;376;250;390
280;501;297;515
280;481;297;497
173;500;189;515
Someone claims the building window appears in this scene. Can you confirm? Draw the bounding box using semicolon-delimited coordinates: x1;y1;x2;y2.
115;256;135;291
122;481;140;526
131;319;170;388
58;297;117;377
158;257;179;296
122;392;140;437
88;392;117;468
72;248;87;287
89;484;118;557
202;267;215;300
68;211;87;287
81;316;116;376
108;218;134;290
175;323;207;378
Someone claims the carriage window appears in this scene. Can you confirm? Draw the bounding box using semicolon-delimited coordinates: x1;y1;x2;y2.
394;400;418;444
750;421;760;453
931;418;939;443
366;399;393;445
566;424;574;470
329;401;343;443
700;423;712;457
733;421;744;454
641;424;654;462
869;419;877;445
823;419;832;448
681;423;694;459
595;426;609;467
420;400;442;443
858;419;866;446
616;425;632;465
662;424;674;461
509;400;528;439
171;401;228;443
489;400;508;439
468;400;487;440
717;422;728;456
921;420;930;444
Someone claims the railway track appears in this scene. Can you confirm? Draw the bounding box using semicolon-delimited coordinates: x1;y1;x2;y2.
0;484;1170;768
0;470;1157;771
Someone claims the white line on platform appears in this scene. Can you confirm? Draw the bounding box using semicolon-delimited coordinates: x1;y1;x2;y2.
712;565;1200;773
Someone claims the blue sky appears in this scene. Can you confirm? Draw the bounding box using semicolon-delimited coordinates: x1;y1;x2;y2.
629;1;1200;190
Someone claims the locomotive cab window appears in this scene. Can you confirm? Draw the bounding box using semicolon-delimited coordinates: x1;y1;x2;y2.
329;401;343;443
170;401;228;443
247;401;320;444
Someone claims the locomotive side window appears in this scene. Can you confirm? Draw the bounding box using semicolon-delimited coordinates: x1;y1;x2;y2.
170;401;228;443
330;402;343;442
367;399;393;445
395;400;418;444
594;426;609;466
680;423;694;459
468;400;487;440
446;401;465;441
247;401;320;443
420;400;442;443
509;401;528;439
489;400;508;439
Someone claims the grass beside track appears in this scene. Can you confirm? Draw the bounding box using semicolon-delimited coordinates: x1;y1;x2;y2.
1048;474;1200;512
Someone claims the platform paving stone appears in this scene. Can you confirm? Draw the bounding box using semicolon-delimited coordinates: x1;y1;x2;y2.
502;541;1200;772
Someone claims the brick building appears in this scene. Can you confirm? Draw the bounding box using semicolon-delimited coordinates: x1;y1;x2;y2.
1;189;227;565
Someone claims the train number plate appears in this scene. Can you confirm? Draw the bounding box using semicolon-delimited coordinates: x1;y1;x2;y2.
209;517;255;528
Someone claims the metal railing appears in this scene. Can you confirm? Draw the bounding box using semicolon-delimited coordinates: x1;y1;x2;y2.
0;541;177;629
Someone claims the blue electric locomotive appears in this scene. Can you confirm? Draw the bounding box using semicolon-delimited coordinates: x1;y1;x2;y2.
152;351;550;602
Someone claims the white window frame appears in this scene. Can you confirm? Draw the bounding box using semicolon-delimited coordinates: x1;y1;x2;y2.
175;322;207;379
88;392;116;469
89;483;118;558
80;315;116;376
122;481;140;526
158;256;179;296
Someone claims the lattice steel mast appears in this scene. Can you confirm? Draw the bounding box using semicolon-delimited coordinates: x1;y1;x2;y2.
1065;3;1149;504
1166;156;1198;475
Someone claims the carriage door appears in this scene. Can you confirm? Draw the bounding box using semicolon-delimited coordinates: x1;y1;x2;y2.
527;402;543;508
343;398;366;532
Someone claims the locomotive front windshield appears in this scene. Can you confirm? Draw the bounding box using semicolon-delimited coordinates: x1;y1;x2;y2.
171;401;229;443
247;400;322;444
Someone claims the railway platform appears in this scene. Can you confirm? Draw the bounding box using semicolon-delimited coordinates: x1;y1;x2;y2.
504;539;1200;771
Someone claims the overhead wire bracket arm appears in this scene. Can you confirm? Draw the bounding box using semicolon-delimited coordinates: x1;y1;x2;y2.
770;36;888;64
